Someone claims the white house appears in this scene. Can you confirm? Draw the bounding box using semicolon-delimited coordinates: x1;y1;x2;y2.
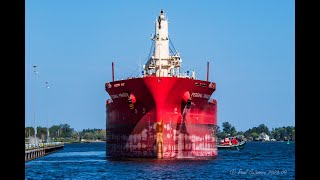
259;133;270;141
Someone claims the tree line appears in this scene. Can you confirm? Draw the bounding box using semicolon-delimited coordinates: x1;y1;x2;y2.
25;124;106;143
217;122;295;141
25;122;294;143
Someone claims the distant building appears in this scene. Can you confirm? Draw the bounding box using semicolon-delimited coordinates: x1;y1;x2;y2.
259;133;270;141
236;135;245;141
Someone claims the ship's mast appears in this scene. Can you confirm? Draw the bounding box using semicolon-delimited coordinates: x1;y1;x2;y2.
144;10;182;77
155;10;169;77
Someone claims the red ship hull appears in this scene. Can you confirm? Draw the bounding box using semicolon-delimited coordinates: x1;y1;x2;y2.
105;76;218;159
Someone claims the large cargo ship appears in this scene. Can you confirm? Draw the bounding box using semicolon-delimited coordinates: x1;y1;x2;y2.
105;10;218;159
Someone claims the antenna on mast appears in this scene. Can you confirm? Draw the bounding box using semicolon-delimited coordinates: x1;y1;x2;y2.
207;61;210;81
112;62;114;82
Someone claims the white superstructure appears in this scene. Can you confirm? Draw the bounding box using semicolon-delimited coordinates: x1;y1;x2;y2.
144;10;184;77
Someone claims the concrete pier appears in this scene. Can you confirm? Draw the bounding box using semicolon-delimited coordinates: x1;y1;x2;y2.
25;142;64;162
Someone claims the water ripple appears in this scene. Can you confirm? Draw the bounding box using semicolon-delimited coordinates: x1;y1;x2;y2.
25;142;295;179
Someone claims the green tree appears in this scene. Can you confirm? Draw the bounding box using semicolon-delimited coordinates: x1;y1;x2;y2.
251;132;259;140
270;126;295;141
292;128;295;140
50;125;61;138
230;126;237;136
71;131;79;140
257;124;270;135
25;127;34;138
244;128;252;138
100;129;106;141
222;122;237;135
222;122;232;133
37;126;47;141
60;124;74;138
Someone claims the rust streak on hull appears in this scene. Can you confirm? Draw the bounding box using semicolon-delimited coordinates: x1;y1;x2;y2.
105;77;218;159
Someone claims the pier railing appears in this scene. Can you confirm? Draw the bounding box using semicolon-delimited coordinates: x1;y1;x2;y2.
25;142;64;150
25;142;64;161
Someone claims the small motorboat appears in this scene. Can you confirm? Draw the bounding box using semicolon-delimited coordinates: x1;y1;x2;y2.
217;136;246;150
217;140;246;150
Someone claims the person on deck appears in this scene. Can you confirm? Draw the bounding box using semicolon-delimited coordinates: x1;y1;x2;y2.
232;137;238;145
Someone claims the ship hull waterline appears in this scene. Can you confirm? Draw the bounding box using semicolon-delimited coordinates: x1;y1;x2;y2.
105;76;218;159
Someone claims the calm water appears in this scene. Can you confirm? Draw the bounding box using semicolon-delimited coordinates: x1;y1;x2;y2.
25;141;295;179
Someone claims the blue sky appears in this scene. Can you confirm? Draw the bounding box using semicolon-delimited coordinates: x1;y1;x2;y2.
25;0;294;132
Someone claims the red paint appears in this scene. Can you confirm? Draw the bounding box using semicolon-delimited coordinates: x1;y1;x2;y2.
105;77;218;159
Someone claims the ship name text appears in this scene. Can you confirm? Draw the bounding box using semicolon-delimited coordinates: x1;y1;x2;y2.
111;93;129;99
113;83;125;87
191;92;210;99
